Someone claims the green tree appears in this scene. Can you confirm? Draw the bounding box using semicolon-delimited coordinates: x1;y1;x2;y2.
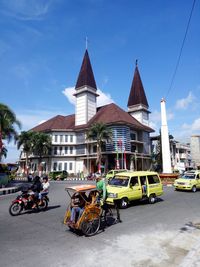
17;131;34;174
31;132;52;174
0;103;21;161
86;122;112;173
0;145;8;160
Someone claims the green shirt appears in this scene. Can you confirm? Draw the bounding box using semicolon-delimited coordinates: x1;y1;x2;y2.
96;179;107;201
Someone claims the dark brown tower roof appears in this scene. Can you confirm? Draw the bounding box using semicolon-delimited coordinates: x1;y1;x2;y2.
127;63;149;108
75;50;97;90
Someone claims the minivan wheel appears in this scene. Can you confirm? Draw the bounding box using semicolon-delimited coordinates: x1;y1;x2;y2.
120;198;128;209
192;186;197;193
149;194;156;204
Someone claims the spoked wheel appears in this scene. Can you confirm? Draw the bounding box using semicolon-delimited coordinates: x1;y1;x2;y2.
104;207;117;226
9;202;22;216
81;212;101;236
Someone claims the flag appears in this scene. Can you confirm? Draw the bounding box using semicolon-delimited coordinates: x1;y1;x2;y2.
98;163;101;174
124;150;127;169
116;149;120;169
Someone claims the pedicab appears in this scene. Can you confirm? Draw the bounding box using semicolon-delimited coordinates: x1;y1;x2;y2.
63;184;121;236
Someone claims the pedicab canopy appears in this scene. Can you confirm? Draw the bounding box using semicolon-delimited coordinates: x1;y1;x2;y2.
65;184;97;193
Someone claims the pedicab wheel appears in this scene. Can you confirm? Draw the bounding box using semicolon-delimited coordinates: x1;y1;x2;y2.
9;202;22;216
81;212;101;237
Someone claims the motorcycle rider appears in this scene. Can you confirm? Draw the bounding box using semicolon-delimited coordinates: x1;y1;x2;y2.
29;176;43;209
38;175;50;206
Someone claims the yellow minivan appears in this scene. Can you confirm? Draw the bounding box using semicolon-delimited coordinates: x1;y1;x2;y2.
174;170;200;192
106;171;163;208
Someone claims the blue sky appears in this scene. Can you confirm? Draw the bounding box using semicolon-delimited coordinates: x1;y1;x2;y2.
1;0;200;163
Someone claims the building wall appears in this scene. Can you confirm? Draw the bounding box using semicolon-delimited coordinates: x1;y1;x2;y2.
75;91;96;126
76;93;87;125
87;92;96;122
20;127;152;175
191;135;200;167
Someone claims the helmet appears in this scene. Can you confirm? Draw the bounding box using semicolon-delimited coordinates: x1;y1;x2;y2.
34;176;41;182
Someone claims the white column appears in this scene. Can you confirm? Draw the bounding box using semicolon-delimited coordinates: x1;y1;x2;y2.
161;98;172;173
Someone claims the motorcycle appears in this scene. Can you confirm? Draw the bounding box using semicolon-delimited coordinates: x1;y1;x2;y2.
9;189;49;216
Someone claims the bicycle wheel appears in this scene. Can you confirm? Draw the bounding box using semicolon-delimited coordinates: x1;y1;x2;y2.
81;211;101;236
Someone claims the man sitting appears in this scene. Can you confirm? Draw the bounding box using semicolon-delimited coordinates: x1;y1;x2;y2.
68;192;86;226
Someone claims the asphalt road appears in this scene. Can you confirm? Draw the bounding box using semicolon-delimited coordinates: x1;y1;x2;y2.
1;181;200;267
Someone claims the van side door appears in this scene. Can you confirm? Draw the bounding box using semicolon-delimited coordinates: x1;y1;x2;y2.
147;174;163;196
128;176;142;201
196;174;200;188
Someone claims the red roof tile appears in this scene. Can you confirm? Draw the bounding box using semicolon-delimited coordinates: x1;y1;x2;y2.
30;115;75;132
30;104;153;133
86;103;153;132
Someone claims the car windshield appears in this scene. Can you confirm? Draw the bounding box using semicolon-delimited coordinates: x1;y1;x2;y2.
182;174;195;179
109;176;129;186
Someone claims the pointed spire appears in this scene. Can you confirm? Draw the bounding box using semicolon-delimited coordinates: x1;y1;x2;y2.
127;62;149;108
75;50;97;90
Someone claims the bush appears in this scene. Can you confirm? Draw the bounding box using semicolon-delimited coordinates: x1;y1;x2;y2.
49;171;68;180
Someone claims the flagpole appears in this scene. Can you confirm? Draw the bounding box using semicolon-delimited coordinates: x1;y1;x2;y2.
116;149;119;169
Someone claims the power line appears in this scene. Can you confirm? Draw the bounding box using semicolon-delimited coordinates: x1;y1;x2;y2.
165;0;196;98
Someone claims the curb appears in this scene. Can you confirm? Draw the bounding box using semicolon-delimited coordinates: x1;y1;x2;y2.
0;186;19;196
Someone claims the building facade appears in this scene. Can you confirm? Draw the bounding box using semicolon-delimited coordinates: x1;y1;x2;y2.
19;50;154;176
190;135;200;169
151;135;194;173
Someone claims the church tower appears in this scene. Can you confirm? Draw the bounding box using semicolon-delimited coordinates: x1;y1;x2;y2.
127;61;150;126
74;50;99;126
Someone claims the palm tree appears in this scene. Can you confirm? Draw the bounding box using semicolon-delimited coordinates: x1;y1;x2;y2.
0;145;8;160
31;132;52;175
86;122;112;173
0;103;21;161
17;131;34;174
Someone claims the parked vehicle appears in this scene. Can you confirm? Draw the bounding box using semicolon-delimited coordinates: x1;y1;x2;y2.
174;170;200;192
9;189;49;216
106;171;163;208
86;172;102;180
106;169;128;180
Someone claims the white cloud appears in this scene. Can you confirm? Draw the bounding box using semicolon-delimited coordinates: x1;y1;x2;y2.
149;109;174;133
0;0;52;20
62;86;114;107
175;91;195;110
182;117;200;132
17;109;65;131
62;87;76;105
172;117;200;143
97;89;114;106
